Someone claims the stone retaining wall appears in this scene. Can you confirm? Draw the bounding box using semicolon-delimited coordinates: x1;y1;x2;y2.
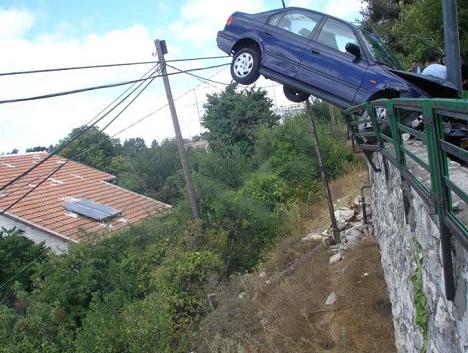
369;152;467;353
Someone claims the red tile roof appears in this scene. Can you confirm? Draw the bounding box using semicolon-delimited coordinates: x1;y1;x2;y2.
0;152;172;242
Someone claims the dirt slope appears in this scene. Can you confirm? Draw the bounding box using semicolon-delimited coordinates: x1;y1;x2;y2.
195;165;397;353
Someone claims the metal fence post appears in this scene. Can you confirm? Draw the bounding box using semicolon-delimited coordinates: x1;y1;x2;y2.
423;101;455;301
385;100;405;168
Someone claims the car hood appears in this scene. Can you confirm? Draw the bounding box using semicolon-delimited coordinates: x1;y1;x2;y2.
388;69;460;98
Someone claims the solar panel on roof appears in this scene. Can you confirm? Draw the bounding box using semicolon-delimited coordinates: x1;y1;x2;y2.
64;199;121;222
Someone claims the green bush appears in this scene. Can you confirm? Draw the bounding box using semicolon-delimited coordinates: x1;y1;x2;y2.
195;176;284;272
191;144;253;189
254;114;353;201
242;173;290;209
0;228;48;302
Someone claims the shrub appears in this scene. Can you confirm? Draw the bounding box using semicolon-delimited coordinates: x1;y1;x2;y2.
195;176;284;272
241;173;290;210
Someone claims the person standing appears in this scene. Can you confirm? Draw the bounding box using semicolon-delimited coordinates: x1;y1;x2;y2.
409;61;422;74
422;52;447;80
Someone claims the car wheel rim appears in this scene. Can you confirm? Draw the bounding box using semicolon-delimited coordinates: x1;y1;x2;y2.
233;53;254;78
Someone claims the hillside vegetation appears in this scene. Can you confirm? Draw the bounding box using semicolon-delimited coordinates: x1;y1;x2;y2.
0;85;355;352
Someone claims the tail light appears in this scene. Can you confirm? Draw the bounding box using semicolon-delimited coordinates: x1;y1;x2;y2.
226;15;233;26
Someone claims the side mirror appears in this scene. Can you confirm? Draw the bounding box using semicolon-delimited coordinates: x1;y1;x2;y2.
345;43;361;59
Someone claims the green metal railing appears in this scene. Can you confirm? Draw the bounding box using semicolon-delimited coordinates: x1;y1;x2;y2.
344;98;467;300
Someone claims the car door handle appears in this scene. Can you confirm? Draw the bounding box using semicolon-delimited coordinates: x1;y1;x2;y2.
310;48;320;54
263;31;272;36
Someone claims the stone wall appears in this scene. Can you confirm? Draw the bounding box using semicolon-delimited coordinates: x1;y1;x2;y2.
369;152;467;353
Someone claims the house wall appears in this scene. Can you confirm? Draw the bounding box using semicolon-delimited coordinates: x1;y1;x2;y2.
0;214;69;254
369;152;468;353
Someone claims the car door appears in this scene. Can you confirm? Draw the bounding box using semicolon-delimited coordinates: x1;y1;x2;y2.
297;17;368;104
258;10;323;79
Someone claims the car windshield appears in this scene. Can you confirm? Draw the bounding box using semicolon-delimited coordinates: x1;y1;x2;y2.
360;30;403;70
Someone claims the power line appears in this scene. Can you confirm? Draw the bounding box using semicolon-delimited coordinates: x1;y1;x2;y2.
0;63;229;105
86;65;158;126
166;63;229;86
0;66;230;295
0;60;157;77
0;71;157;215
1;63;228;199
0;66;158;198
0;55;230;77
0;73;159;296
109;66;229;138
0;61;231;297
0;65;160;193
166;55;230;63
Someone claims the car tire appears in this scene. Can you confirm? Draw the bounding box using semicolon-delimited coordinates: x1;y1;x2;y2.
283;86;310;103
230;47;260;85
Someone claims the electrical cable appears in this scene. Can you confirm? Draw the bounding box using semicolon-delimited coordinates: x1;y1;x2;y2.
0;71;158;216
0;60;158;77
0;65;229;294
0;74;159;294
0;65;160;193
166;55;230;63
0;65;158;198
166;63;229;86
108;66;229;138
0;63;229;105
0;55;230;77
0;63;228;214
85;64;158;126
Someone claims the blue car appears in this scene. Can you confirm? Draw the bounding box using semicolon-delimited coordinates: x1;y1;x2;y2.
217;7;459;107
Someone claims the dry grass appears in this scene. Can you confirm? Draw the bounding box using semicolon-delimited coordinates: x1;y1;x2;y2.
327;238;396;353
194;161;396;353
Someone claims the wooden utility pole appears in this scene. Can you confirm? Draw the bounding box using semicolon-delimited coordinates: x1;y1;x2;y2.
154;39;200;219
306;100;340;243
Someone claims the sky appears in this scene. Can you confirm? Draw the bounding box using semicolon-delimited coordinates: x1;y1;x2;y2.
0;0;363;153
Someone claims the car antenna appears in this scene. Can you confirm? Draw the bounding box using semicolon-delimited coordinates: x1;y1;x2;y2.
281;0;286;8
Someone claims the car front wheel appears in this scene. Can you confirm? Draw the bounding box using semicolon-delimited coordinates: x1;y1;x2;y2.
283;86;310;103
231;48;260;85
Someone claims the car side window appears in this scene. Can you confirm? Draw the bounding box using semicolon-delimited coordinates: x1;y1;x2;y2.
272;11;321;38
317;18;359;53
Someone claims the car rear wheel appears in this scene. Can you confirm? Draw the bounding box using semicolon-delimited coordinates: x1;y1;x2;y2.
283;86;310;103
231;48;260;85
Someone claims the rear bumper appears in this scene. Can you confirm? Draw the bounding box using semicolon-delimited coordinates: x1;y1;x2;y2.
217;31;235;54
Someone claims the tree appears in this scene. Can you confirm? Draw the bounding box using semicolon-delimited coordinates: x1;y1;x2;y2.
57;126;121;173
361;0;468;64
202;83;279;155
25;146;47;153
123;138;147;158
0;228;48;304
395;0;468;61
